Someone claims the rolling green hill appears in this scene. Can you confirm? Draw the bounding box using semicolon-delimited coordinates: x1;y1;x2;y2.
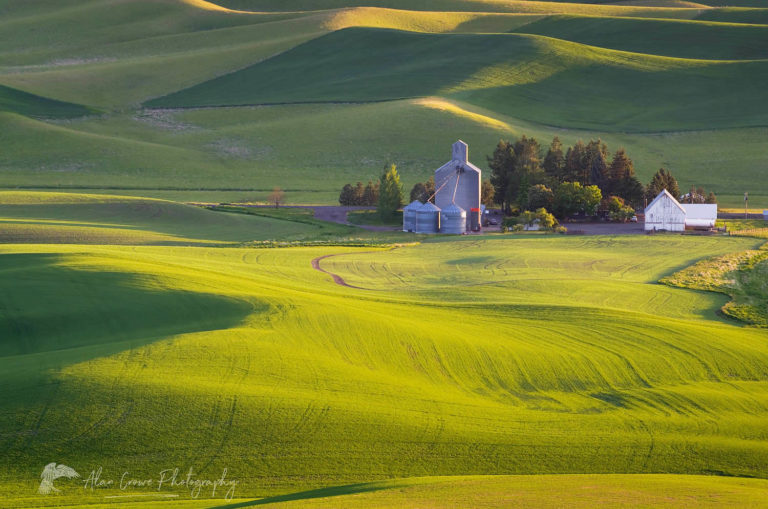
245;475;768;508
210;0;700;17
1;0;767;206
509;15;768;60
2;102;766;208
0;192;357;244
2;234;768;506
697;7;768;24
148;27;768;133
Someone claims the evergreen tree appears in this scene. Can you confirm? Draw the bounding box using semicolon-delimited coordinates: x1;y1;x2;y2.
542;137;564;181
488;140;515;213
510;135;545;209
613;176;645;208
517;173;530;212
513;135;542;175
584;139;608;186
706;192;717;204
378;164;404;219
609;148;635;182
563;141;586;183
589;150;609;189
646;168;680;201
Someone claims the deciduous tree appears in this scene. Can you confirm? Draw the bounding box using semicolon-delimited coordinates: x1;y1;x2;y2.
363;180;379;206
527;184;554;211
481;179;495;207
339;184;355;206
409;176;435;203
268;187;285;208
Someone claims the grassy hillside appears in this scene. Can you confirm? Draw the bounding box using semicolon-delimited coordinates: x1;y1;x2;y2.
0;12;327;108
251;475;768;508
2;102;766;208
0;192;358;244
0;0;766;206
510;15;768;60
1;234;767;506
148;27;768;133
212;0;700;17
697;7;768;24
662;245;768;326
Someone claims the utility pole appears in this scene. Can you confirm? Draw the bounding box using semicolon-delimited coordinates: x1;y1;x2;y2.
745;192;748;219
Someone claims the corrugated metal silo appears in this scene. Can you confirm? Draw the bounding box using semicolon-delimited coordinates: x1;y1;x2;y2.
441;203;466;234
415;202;441;234
402;200;421;232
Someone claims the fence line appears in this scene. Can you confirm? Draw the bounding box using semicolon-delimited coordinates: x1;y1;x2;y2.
730;228;768;237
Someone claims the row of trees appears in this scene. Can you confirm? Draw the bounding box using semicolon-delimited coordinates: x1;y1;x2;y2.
488;136;645;214
338;165;404;219
339;180;380;206
488;135;716;218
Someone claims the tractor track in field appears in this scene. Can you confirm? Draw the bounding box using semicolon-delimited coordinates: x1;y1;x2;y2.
311;252;378;290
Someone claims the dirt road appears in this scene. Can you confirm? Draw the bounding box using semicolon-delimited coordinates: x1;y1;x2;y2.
311;253;371;290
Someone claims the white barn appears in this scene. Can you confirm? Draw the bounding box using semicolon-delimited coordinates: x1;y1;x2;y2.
434;140;481;232
645;189;686;231
644;190;718;231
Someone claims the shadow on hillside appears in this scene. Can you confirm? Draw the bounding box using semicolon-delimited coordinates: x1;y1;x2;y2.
0;252;254;359
212;481;405;508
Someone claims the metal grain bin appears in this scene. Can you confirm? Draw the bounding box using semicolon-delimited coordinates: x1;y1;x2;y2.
402;200;422;232
441;203;466;234
415;202;441;234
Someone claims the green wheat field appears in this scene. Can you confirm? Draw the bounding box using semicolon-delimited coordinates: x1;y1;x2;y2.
2;0;768;507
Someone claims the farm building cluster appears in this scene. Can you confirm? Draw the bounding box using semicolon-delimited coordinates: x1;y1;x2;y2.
403;140;483;234
403;140;722;235
644;189;718;232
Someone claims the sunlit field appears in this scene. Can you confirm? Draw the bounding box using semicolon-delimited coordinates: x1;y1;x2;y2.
1;193;767;505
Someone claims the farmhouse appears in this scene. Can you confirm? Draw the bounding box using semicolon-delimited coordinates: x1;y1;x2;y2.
434;140;482;232
644;189;717;232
